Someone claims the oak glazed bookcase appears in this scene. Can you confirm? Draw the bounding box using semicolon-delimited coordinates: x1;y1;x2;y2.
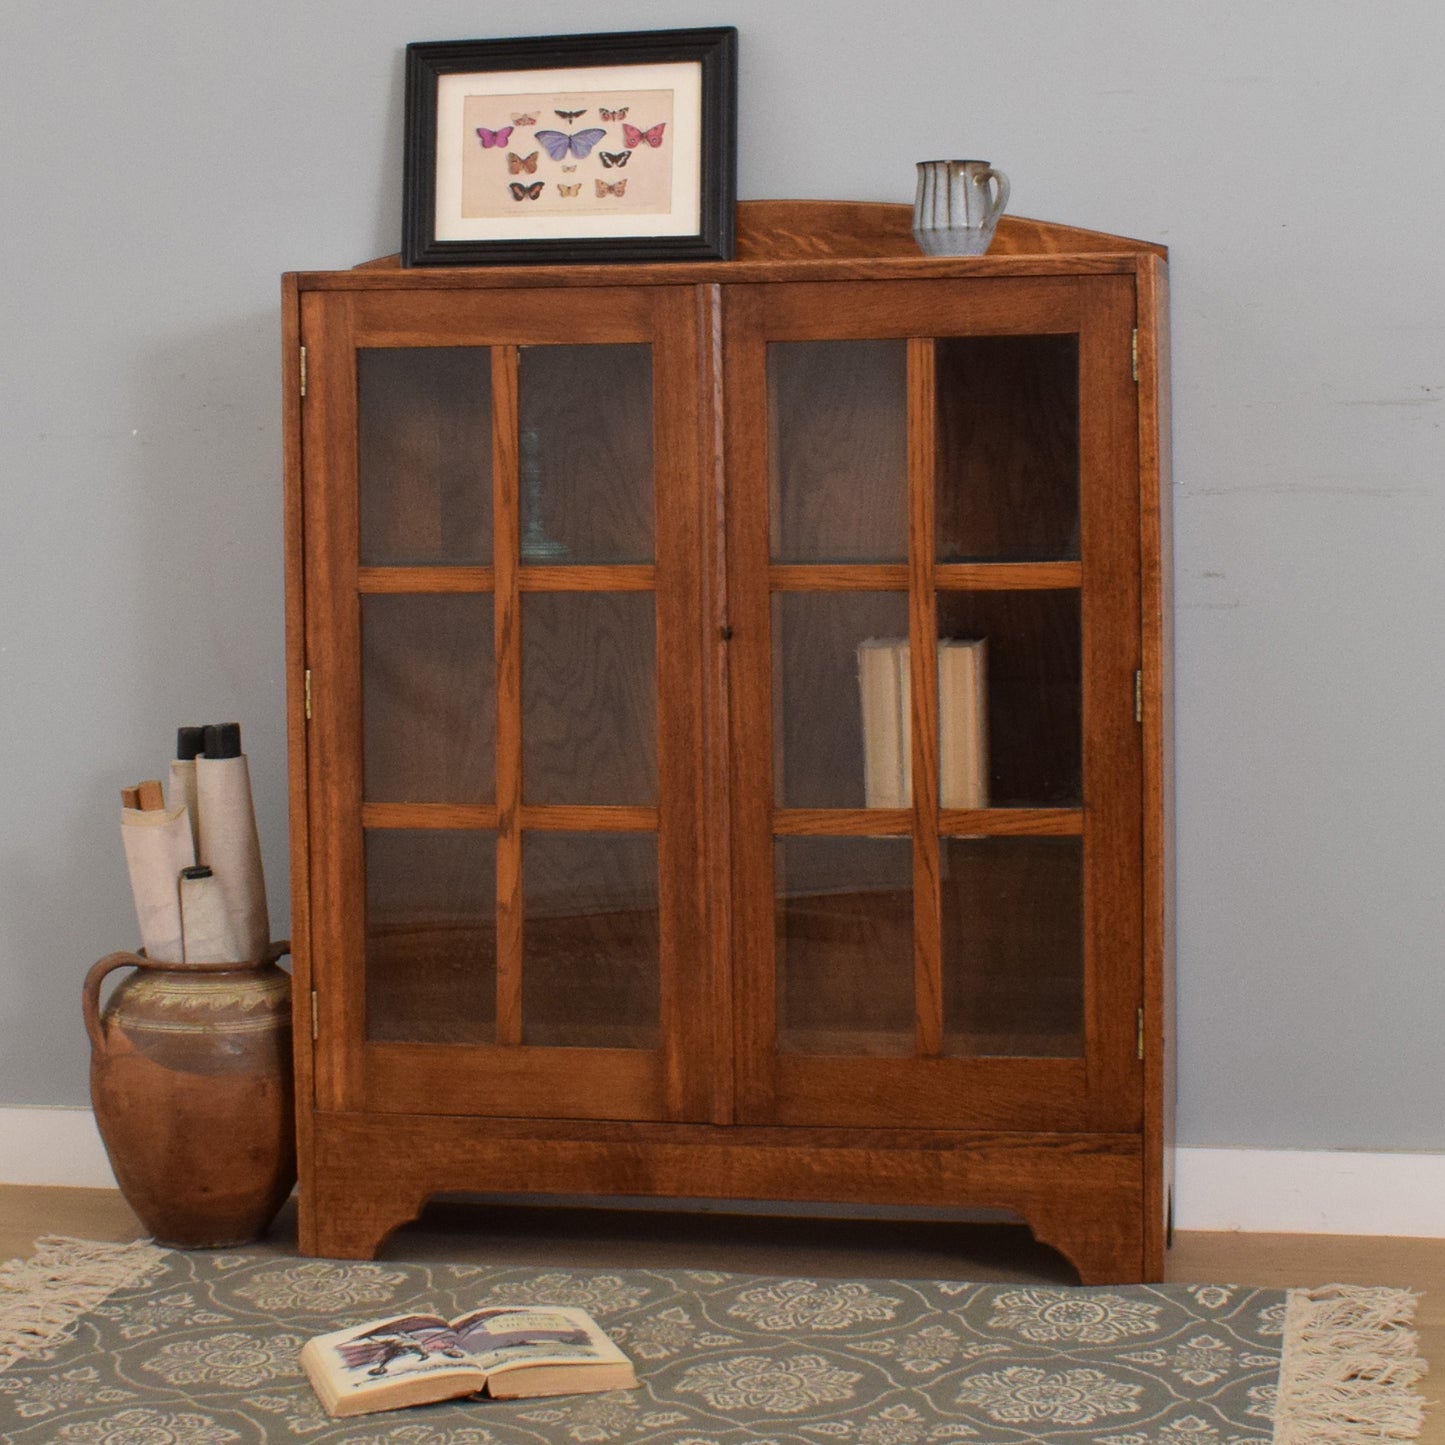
282;200;1173;1283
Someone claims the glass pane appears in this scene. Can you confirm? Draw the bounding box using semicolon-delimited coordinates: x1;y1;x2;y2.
773;592;910;809
517;344;654;564
363;595;495;804
935;336;1079;562
523;832;659;1049
523;592;656;805
936;591;1080;806
365;829;496;1043
769;340;908;562
941;837;1083;1056
775;836;913;1055
358;348;492;566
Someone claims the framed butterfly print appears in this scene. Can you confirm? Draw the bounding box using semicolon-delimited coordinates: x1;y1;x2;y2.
403;26;737;266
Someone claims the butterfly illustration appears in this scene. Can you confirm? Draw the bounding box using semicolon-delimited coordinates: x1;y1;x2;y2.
557;183;581;197
535;127;607;161
599;151;630;169
509;181;544;201
475;126;514;149
507;151;539;175
562;164;577;172
600;106;629;121
554;108;588;122
510;112;537;126
595;178;628;197
622;121;665;149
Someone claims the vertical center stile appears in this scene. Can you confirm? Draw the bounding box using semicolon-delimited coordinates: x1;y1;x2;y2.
493;345;524;1046
908;336;944;1058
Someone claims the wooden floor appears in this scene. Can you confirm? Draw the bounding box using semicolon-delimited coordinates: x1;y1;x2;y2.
3;1186;1437;1439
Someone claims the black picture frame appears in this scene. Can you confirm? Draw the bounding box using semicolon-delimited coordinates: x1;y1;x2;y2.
403;26;737;267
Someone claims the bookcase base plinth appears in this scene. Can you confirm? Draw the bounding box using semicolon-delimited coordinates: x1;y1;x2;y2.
301;1112;1152;1285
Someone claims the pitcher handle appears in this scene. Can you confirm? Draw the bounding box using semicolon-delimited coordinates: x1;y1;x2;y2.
984;167;1010;225
83;951;145;1053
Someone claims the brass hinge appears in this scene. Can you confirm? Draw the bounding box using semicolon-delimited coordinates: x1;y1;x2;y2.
1131;329;1140;383
299;345;308;398
310;990;319;1040
1137;1006;1145;1060
1134;669;1143;724
304;669;312;721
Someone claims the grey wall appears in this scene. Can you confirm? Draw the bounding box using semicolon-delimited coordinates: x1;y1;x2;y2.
4;1;1442;1151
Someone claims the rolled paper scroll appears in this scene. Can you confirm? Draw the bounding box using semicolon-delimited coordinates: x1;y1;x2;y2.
119;804;195;962
195;723;270;962
179;864;241;963
168;725;205;857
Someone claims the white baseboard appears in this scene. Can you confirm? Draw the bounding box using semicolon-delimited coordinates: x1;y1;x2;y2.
0;1107;116;1189
1172;1146;1445;1238
1;1110;1440;1239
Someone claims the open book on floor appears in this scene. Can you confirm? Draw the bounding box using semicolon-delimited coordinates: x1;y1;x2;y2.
299;1304;638;1419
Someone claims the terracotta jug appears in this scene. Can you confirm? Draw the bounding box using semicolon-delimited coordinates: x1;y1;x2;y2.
83;941;296;1247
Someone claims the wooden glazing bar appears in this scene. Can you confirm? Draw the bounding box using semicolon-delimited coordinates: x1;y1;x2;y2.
357;566;494;594
772;808;912;836
771;807;1084;837
492;346;524;1046
933;562;1083;591
363;803;500;830
517;564;655;591
908;337;944;1058
939;807;1084;837
518;804;659;832
768;563;909;592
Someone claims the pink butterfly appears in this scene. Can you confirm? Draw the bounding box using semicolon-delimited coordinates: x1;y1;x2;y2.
511;112;536;126
475;126;514;148
622;122;665;149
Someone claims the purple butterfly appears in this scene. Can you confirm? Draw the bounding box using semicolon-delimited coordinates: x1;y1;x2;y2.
534;127;607;162
475;126;514;149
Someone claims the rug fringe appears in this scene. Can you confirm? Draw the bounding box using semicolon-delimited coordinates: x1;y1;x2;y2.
0;1234;166;1372
1275;1283;1429;1444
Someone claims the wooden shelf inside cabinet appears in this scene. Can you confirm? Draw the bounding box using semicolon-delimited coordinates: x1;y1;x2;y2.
283;198;1171;1283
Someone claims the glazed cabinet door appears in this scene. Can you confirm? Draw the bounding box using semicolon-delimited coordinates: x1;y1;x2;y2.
299;283;722;1123
723;275;1144;1132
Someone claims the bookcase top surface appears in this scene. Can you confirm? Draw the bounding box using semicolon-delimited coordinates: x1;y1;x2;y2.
287;200;1166;290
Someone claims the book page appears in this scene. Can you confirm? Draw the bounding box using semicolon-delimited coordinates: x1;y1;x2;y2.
452;1307;630;1374
308;1313;480;1383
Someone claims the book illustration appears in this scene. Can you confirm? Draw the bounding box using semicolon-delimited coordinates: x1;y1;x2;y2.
857;637;988;809
301;1304;637;1418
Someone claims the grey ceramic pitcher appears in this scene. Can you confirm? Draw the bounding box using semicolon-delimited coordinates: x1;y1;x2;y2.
912;159;1010;256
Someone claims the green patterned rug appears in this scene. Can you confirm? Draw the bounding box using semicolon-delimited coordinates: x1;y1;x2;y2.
0;1236;1426;1444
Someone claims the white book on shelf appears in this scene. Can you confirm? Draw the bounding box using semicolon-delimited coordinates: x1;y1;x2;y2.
857;637;909;808
939;637;989;809
857;636;988;808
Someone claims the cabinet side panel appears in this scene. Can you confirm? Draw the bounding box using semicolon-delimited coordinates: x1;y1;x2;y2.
1077;275;1145;1142
282;275;316;1250
298;291;367;1115
1137;255;1174;1276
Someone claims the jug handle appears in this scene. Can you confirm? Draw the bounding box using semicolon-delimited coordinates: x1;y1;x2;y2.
83;940;292;1050
83;951;145;1053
